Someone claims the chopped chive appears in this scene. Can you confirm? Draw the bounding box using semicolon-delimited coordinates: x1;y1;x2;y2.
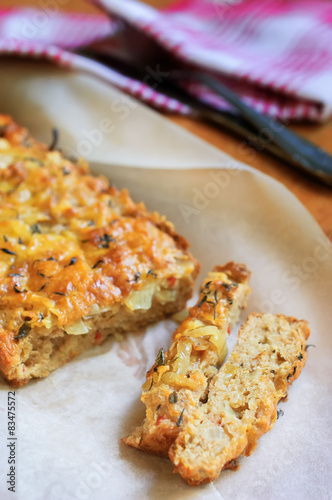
14;284;27;293
176;409;184;427
156;348;165;367
98;233;115;249
201;281;212;294
31;224;41;234
197;295;207;307
65;257;77;267
305;344;316;351
92;260;104;270
109;218;119;225
14;322;31;341
147;270;157;278
1;248;16;255
49;128;59;150
54;292;66;296
148;377;154;391
38;283;48;292
24;157;44;166
134;272;141;282
169;391;178;404
277;408;284;419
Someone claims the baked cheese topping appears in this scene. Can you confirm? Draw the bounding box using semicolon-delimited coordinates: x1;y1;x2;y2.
0;115;196;335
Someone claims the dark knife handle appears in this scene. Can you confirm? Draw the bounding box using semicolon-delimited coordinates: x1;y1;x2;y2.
169;71;332;186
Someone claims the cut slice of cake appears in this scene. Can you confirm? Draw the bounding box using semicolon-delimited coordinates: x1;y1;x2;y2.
123;263;251;456
0;115;199;386
169;313;310;486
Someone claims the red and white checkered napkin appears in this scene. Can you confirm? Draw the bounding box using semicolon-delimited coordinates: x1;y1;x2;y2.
1;0;332;121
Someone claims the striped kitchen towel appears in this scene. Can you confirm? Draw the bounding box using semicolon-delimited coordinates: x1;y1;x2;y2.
1;0;332;121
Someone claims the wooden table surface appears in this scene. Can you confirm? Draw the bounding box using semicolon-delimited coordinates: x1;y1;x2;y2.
4;0;332;238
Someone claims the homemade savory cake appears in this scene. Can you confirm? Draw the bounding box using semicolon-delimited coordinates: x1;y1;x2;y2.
0;115;199;386
169;313;310;486
124;263;251;455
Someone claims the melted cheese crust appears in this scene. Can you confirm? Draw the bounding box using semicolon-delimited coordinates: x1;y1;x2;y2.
0;115;198;343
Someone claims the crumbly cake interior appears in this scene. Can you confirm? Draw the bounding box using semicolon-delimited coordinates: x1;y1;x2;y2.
124;263;251;456
169;313;310;486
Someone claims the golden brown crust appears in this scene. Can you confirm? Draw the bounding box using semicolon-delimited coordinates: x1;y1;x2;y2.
123;263;251;456
169;313;310;486
0;115;199;385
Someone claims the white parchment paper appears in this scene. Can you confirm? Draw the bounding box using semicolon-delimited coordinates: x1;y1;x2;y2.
0;60;331;500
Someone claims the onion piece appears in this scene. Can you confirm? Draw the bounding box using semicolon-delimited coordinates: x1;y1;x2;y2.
161;372;200;390
124;283;156;310
64;318;89;335
172;341;192;375
155;288;177;304
183;325;220;338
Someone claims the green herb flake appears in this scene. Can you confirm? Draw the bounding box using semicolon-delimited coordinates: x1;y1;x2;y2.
31;224;42;234
197;295;207;307
277;408;284;419
98;233;115;249
92;260;104;270
24;157;44;166
147;270;157;278
65;257;77;267
156;348;165;367
49;128;59;151
38;283;48;292
14;322;31;341
62;166;71;176
305;344;316;351
169;391;178;404
176;409;184;427
1;248;16;256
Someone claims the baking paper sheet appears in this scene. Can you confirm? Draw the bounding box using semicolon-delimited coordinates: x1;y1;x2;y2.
0;60;331;500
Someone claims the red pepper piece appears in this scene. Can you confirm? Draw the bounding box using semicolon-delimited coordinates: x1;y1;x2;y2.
156;415;166;425
95;331;102;343
167;276;176;287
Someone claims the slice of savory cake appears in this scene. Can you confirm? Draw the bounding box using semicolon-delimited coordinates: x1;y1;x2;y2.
169;313;310;485
123;263;251;456
0;115;199;386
